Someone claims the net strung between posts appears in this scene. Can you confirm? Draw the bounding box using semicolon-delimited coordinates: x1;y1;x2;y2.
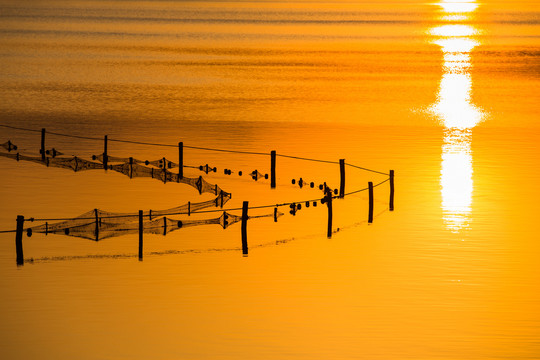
1;140;17;152
0;151;229;196
92;154;178;169
28;202;282;242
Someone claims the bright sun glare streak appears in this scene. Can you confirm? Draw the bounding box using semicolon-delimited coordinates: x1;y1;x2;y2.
439;0;478;14
429;25;478;37
441;129;473;231
430;1;484;232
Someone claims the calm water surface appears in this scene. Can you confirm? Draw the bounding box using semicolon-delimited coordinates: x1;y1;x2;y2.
1;1;539;359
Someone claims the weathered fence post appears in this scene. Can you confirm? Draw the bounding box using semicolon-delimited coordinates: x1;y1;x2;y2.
15;215;24;266
368;182;374;223
103;135;108;170
339;159;345;198
129;157;133;179
40;128;46;162
389;170;395;211
138;210;143;260
178;142;183;180
270;150;276;189
241;201;249;255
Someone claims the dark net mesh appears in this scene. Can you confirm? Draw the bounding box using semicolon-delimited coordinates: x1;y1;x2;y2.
27;207;276;241
1;150;229;196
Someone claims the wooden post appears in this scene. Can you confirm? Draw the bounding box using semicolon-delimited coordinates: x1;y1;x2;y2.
40;128;46;162
178;142;183;180
241;201;249;255
339;159;345;198
103;135;108;170
15;215;24;266
389;170;395;211
270;150;276;189
368;182;374;224
326;188;333;238
94;209;99;241
161;157;167;184
138;210;143;260
163;217;167;236
129;157;133;179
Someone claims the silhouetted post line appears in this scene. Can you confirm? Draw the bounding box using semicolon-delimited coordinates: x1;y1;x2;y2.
270;150;276;189
103;135;108;170
339;159;345;198
15;215;24;266
178;142;183;180
138;210;143;260
368;182;374;224
40;128;46;162
389;170;395;211
241;201;249;256
274;207;278;222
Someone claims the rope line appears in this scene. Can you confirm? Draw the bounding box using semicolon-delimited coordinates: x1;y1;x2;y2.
0;124;41;133
182;145;267;156
345;163;389;176
46;131;103;142
8;177;388;224
1;123;386;174
1;123;394;228
276;153;339;164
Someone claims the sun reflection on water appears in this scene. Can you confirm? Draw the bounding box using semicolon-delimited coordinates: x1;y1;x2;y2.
429;1;486;232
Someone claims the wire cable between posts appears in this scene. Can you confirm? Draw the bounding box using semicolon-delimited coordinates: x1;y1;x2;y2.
1;123;387;173
0;123;393;226
14;176;389;224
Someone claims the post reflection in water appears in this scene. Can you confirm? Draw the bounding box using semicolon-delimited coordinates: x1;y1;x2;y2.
429;1;486;232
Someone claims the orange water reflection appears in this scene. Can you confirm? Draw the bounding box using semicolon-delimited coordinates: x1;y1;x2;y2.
429;1;486;232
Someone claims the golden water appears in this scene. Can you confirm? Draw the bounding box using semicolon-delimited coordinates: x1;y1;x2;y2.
0;1;539;359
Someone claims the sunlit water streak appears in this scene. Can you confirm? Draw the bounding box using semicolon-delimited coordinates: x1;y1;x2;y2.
429;0;486;232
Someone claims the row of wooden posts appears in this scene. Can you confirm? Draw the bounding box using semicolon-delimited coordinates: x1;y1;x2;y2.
38;129;383;197
12;129;395;265
14;173;394;265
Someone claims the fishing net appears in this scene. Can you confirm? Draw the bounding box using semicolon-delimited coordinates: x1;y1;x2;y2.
0;140;17;152
0;149;229;196
27;194;236;241
28;208;280;241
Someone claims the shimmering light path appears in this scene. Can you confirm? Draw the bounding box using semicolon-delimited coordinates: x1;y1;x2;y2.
429;0;486;232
